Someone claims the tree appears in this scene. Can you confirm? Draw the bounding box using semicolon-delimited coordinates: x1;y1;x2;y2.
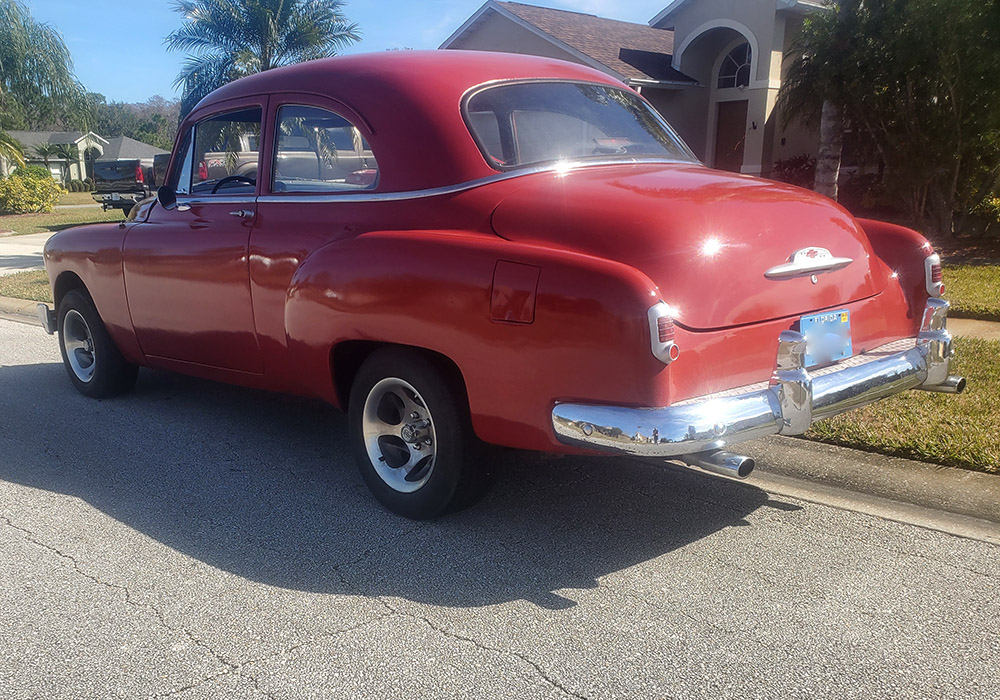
86;93;181;150
53;142;80;180
0;0;88;165
778;0;862;200
33;143;57;169
780;0;1000;237
166;0;361;117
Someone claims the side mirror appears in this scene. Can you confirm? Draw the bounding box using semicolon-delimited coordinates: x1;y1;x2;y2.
157;185;177;210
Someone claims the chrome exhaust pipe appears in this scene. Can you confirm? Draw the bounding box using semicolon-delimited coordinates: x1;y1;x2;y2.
682;451;755;479
917;375;967;394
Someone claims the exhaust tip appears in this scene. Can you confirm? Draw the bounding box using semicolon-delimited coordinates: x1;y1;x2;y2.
682;451;755;479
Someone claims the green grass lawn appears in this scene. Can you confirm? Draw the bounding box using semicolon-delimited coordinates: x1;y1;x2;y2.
0;206;122;236
57;191;98;206
944;265;1000;321
0;269;52;302
807;336;1000;474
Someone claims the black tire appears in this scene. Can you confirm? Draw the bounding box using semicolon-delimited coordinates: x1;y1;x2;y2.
348;348;489;519
57;289;138;398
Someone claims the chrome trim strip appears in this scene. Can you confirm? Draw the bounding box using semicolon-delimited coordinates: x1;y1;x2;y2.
177;196;258;206
764;247;852;279
551;298;963;459
255;158;688;204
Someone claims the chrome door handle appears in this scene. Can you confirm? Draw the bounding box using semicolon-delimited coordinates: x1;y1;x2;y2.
229;209;254;219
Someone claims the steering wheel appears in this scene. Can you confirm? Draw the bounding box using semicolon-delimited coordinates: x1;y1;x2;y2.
211;174;256;194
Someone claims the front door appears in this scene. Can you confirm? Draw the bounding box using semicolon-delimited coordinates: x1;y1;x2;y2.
122;103;265;374
714;100;748;173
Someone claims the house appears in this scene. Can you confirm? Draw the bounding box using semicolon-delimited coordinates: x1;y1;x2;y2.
0;131;108;181
442;0;830;175
100;136;169;166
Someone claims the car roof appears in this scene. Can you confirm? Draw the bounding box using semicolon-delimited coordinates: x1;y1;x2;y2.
188;50;626;191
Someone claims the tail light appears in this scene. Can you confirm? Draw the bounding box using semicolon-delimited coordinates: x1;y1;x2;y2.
135;165;144;183
925;253;944;297
198;161;208;181
648;302;681;365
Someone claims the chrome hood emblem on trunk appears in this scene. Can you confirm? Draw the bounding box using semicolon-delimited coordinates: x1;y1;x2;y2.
765;247;853;280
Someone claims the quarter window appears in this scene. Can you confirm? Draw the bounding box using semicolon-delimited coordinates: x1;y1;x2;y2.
272;105;378;193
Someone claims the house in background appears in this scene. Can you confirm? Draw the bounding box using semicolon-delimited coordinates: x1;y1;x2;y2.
1;131;107;181
442;0;829;176
100;135;169;164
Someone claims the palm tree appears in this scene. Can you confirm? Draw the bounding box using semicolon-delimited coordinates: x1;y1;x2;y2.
0;0;86;166
777;0;863;200
53;142;80;181
166;0;361;117
33;143;58;170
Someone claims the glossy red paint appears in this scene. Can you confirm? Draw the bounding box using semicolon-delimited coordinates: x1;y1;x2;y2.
43;50;934;455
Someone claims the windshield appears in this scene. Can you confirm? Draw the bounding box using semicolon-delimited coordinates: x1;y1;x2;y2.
465;81;696;170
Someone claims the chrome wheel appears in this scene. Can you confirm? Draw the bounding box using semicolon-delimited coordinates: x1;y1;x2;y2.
361;377;437;493
62;308;96;383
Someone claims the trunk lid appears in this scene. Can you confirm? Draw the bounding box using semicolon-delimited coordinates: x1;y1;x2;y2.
490;163;888;330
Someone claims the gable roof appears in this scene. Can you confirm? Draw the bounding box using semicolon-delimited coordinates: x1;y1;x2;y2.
442;1;696;85
8;130;108;150
100;136;169;161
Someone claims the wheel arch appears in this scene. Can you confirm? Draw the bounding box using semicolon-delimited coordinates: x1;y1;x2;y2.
53;270;87;309
331;340;471;416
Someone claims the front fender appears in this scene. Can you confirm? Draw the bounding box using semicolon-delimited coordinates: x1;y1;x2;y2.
283;230;667;452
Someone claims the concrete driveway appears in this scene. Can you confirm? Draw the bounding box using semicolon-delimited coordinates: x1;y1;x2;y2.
2;317;999;699
0;231;51;275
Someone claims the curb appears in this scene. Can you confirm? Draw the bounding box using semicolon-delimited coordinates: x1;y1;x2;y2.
0;294;44;325
2;292;999;528
743;436;1000;525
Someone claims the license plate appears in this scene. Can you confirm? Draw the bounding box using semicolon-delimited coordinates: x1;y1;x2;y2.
111;192;120;201
800;309;852;367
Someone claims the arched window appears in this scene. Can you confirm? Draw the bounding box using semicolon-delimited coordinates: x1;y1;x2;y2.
718;43;751;89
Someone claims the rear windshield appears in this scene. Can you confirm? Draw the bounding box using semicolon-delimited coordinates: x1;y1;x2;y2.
465;81;696;170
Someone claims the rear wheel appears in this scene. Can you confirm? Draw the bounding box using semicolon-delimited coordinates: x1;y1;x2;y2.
58;289;138;398
348;348;488;519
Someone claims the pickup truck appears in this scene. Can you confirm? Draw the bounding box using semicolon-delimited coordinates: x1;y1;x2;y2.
91;159;149;215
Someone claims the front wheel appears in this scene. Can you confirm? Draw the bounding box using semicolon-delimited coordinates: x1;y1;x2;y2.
58;289;138;398
348;349;488;519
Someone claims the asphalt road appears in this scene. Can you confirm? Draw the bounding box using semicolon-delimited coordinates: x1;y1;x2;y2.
2;317;998;699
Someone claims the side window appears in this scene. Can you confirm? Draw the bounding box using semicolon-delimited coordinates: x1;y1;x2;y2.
272;105;378;193
190;107;262;195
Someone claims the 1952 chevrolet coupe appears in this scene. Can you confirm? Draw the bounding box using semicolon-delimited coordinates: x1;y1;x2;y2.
38;51;964;518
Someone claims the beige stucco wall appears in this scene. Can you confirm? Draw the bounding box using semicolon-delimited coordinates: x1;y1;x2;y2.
445;14;588;67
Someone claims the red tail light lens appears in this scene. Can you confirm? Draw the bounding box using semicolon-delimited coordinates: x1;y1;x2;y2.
657;315;675;343
135;165;144;183
198;161;208;181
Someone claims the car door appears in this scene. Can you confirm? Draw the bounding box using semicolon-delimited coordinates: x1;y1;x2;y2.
122;100;265;374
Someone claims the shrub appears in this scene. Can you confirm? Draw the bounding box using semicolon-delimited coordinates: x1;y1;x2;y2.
770;155;816;189
83;177;94;190
0;173;63;214
13;164;53;181
69;179;85;192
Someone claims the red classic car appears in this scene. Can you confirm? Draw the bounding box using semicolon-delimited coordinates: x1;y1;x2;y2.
38;51;964;519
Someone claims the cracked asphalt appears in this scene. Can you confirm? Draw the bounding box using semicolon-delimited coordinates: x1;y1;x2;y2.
2;317;999;699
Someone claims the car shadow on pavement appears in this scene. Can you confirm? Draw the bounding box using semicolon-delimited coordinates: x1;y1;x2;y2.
1;362;788;610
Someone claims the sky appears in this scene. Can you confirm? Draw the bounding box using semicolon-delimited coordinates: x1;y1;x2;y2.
26;0;669;103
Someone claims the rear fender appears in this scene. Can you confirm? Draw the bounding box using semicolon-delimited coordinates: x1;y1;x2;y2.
283;230;664;452
857;218;933;328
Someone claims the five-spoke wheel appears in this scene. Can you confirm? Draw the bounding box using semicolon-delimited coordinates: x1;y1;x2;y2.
57;289;138;398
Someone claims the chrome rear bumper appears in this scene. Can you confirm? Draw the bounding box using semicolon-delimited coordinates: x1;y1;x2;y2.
552;298;964;459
